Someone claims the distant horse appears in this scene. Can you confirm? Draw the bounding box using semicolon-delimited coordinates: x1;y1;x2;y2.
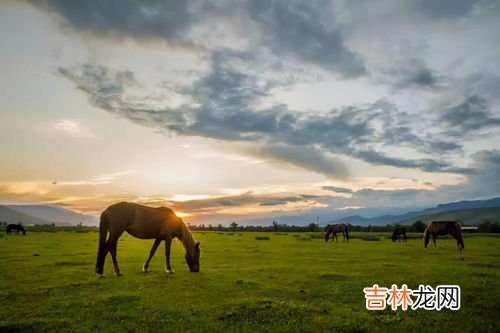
392;227;407;242
325;224;349;242
424;221;464;251
6;224;26;235
96;202;200;277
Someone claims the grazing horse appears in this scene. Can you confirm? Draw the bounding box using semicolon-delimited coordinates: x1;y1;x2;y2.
325;224;349;242
424;221;464;251
95;202;200;277
6;224;26;235
392;227;407;242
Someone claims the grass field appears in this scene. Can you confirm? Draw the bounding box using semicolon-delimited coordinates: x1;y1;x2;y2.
1;231;499;332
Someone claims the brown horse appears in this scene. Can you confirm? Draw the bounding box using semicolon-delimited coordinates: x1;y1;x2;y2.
95;202;200;277
325;224;349;242
424;221;464;251
392;227;407;242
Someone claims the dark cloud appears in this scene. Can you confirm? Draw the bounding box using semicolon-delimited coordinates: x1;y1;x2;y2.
163;192;323;212
58;60;470;176
34;0;193;45
259;145;349;179
351;149;469;173
408;66;439;87
412;0;482;18
322;186;353;194
259;196;303;206
441;95;500;134
384;59;441;89
247;0;366;77
33;0;366;78
355;188;426;201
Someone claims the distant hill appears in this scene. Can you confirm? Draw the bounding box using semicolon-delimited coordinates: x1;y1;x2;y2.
333;197;500;226
0;206;52;225
397;207;500;226
0;205;98;226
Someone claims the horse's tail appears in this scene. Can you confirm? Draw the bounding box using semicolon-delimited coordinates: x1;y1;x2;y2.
96;210;109;275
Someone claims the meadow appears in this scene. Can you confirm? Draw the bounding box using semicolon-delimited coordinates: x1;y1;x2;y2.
1;231;499;332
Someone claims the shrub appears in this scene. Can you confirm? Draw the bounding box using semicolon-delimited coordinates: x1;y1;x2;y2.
255;236;270;240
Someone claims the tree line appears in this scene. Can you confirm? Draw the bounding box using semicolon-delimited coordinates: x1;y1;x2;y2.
188;220;500;233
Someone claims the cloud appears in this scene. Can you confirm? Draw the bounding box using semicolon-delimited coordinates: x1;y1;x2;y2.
441;95;500;134
33;0;366;78
29;1;500;181
409;66;439;87
322;186;353;194
246;0;366;77
33;0;193;46
258;145;349;179
459;149;500;197
412;0;483;18
57;61;472;176
153;192;328;214
53;119;94;138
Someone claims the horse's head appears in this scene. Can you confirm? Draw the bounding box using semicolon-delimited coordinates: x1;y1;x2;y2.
185;241;201;272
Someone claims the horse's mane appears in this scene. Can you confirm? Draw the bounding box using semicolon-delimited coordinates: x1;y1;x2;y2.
179;219;197;252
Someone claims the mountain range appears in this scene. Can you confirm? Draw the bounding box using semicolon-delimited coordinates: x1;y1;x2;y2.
0;197;499;227
0;204;98;226
332;197;500;226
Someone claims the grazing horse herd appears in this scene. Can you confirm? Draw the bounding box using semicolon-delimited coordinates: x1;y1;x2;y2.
93;203;466;276
4;202;467;276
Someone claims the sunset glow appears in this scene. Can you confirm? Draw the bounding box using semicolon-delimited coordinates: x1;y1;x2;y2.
0;1;499;226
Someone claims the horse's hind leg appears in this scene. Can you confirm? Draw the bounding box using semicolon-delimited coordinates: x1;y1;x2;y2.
142;239;161;272
108;233;123;276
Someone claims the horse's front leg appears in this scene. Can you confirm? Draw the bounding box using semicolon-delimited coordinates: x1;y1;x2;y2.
334;233;338;242
142;239;161;272
165;237;174;274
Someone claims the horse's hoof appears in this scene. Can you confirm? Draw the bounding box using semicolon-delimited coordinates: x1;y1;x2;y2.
114;272;122;277
166;269;175;274
96;273;105;279
142;266;149;273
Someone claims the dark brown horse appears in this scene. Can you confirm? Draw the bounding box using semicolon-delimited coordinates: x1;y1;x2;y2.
392;227;407;242
325;224;349;242
96;202;200;277
424;221;464;251
6;224;26;235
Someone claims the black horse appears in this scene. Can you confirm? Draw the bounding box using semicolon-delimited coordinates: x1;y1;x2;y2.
7;224;26;235
391;227;407;242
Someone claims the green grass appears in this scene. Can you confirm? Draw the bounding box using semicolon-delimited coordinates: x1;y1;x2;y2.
1;231;499;332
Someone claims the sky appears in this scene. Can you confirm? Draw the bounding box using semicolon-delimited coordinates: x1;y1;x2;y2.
0;0;499;225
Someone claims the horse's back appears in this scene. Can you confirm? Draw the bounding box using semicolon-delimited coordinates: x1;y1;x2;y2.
103;202;180;239
428;220;461;234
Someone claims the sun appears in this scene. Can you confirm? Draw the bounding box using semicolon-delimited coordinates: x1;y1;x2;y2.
175;211;192;218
